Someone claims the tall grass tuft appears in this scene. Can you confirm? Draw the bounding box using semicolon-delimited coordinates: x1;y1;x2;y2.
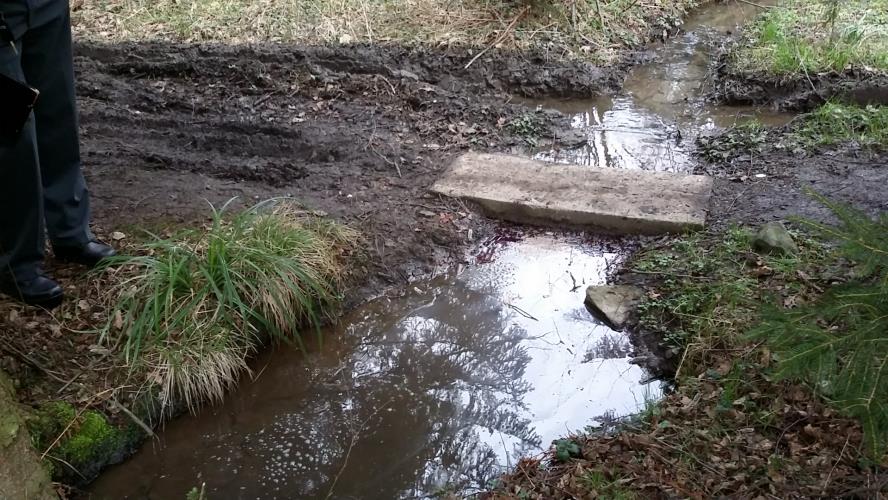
100;200;357;412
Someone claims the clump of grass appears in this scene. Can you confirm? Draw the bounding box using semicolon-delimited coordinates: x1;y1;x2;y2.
578;469;635;500
795;102;888;147
100;200;357;412
729;0;888;76
73;0;700;63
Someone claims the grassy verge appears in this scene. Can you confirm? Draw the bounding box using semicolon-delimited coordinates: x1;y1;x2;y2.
492;200;888;497
3;201;358;485
100;200;357;412
728;0;888;77
795;102;888;147
72;0;699;63
698;102;888;163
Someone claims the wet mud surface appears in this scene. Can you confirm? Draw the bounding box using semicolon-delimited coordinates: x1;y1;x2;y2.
713;66;888;111
87;234;661;499
74;42;609;292
699;142;888;227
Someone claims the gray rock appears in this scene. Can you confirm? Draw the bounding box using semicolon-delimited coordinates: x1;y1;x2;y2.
753;222;798;255
585;285;645;329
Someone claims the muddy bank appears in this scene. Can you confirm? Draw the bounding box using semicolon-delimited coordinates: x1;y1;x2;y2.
696;130;888;227
74;41;605;293
712;64;888;110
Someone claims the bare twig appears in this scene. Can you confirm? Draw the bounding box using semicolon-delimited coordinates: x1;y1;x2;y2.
822;434;851;493
594;0;606;32
733;0;771;9
111;398;157;439
0;340;68;384
325;399;393;499
464;6;529;70
504;302;538;321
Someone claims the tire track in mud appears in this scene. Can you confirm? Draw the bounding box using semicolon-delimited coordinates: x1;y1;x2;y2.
72;42;610;291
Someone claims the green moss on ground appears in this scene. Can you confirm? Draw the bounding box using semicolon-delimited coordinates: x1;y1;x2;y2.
28;401;126;480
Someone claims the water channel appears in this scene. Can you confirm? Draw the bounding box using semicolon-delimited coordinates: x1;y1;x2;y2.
89;2;790;498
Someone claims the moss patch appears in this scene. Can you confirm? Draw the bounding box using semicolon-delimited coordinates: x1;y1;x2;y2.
28;401;126;481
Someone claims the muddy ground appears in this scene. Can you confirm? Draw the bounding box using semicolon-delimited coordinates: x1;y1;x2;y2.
698;135;887;227
76;41;613;292
2;30;888;494
712;58;888;111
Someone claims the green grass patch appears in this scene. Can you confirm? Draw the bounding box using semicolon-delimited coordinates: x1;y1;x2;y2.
729;0;888;76
578;469;635;500
99;200;358;412
73;0;699;63
795;102;888;147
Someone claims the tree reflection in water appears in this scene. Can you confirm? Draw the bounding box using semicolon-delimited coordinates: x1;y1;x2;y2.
88;236;660;500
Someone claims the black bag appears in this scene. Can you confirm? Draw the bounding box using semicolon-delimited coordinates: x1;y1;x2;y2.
0;72;39;140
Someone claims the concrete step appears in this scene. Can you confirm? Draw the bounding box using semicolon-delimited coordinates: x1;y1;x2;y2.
432;152;713;234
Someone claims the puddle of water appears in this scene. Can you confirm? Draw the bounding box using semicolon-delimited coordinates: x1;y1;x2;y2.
529;0;791;172
88;234;661;499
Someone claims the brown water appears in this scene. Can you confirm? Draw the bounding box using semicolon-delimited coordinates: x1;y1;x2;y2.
529;0;790;171
89;234;659;498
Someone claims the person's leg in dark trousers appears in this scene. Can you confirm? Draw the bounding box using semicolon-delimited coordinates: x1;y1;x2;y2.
0;32;47;287
21;4;92;248
0;0;113;307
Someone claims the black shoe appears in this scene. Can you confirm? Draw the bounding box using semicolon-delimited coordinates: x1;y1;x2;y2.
0;273;64;308
54;240;117;267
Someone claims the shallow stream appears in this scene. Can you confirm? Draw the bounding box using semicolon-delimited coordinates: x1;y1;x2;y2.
89;2;792;498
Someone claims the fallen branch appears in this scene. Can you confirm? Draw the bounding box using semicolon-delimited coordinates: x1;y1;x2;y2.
111;398;157;439
464;6;530;70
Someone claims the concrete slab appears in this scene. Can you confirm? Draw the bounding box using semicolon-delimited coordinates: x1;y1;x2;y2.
432;152;713;234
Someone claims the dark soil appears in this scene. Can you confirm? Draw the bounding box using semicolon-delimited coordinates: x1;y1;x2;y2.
75;41;613;292
697;139;888;228
711;61;888;111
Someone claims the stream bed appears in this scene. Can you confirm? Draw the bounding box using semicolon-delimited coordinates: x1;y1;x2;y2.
89;1;793;498
91;233;657;498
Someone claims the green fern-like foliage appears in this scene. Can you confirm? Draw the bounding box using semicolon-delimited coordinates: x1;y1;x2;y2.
752;194;888;456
